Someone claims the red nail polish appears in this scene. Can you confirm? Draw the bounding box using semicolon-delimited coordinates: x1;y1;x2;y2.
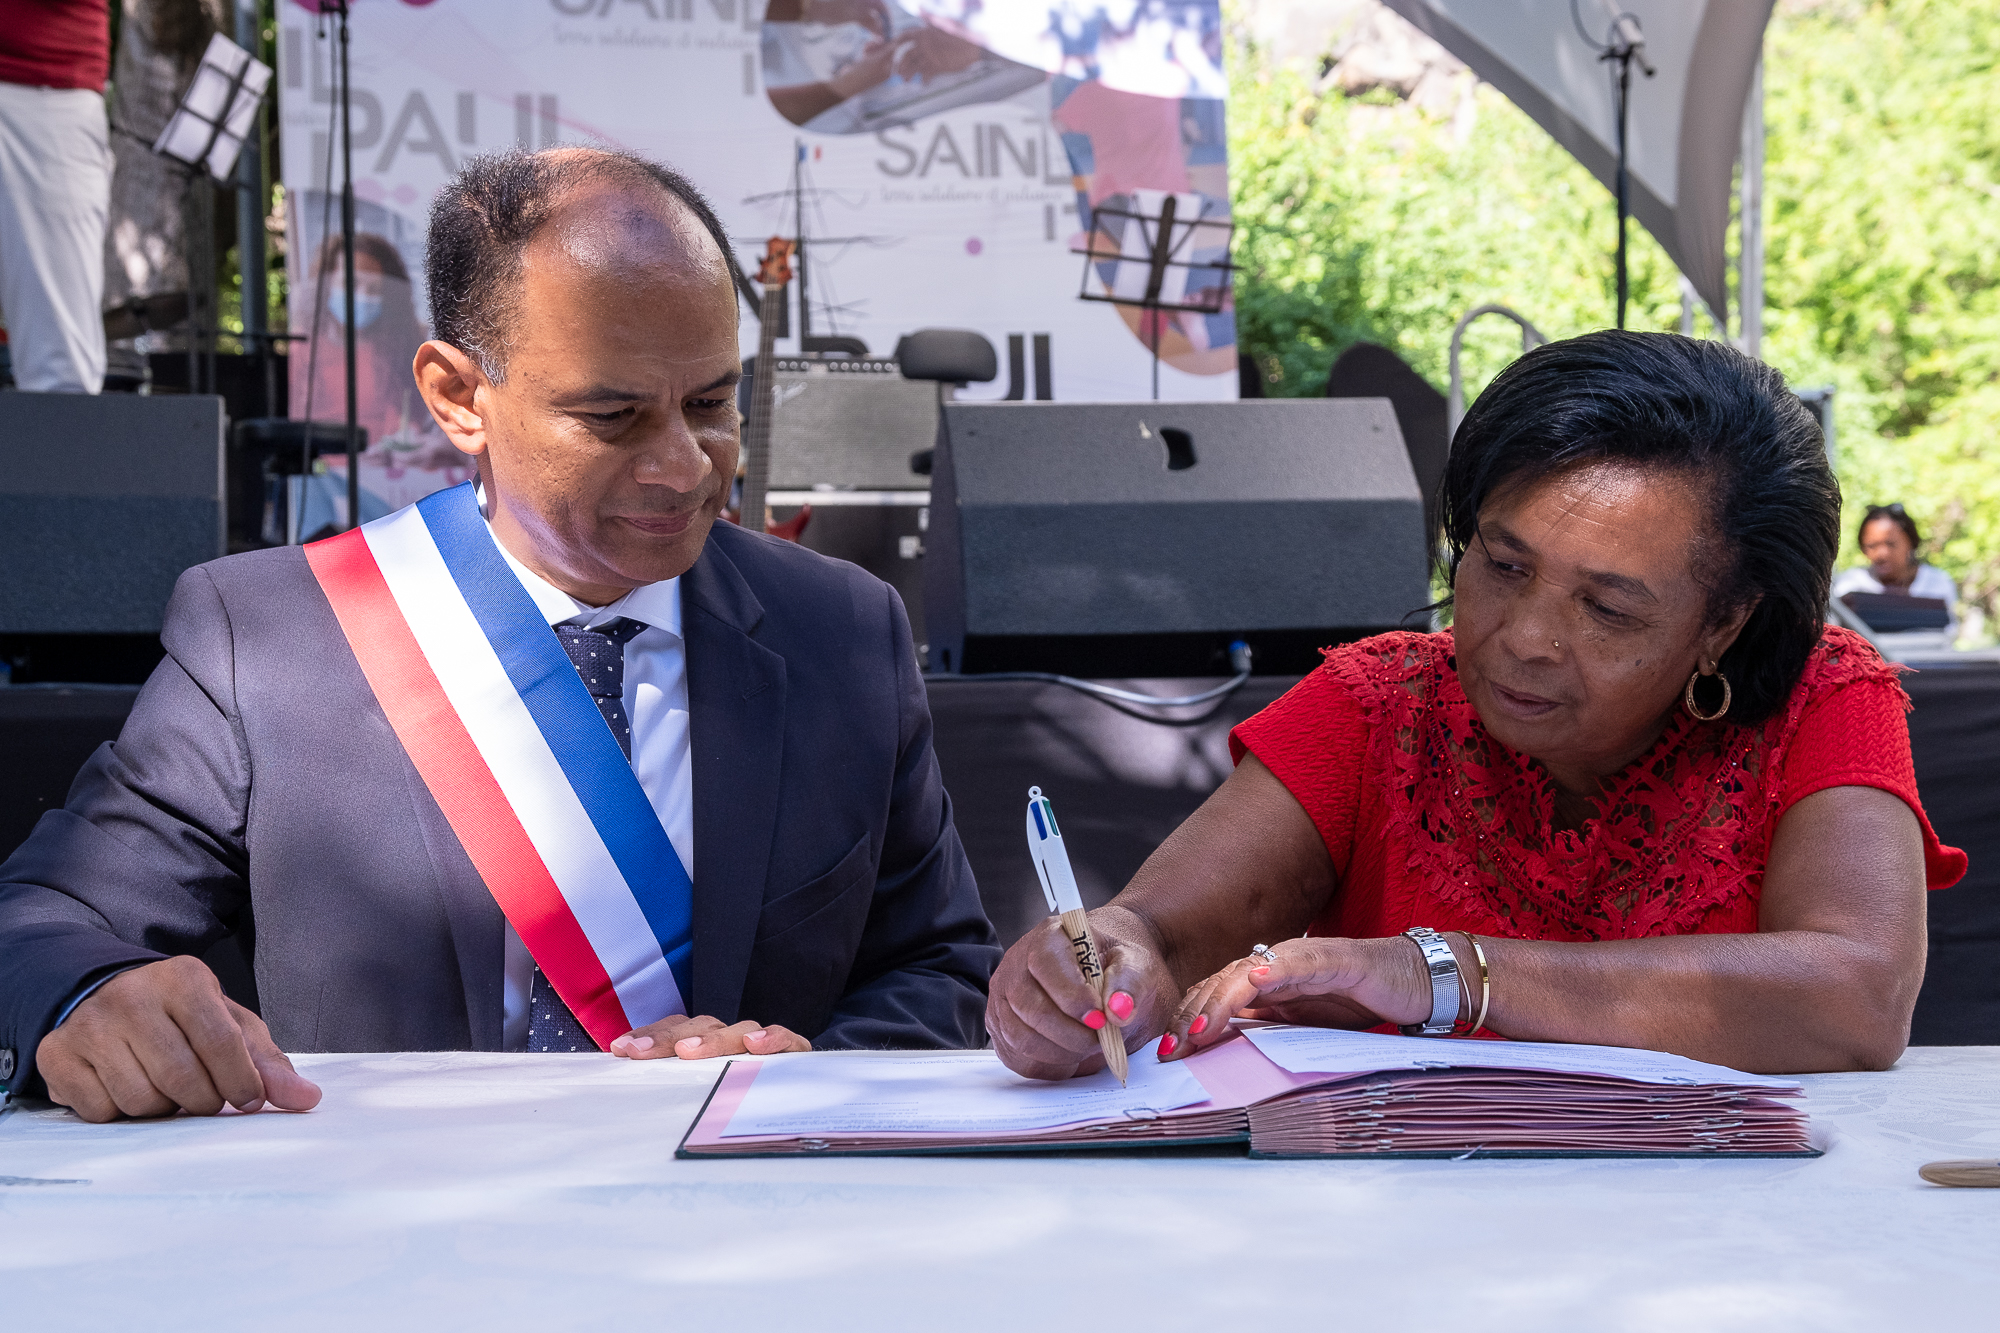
1108;991;1135;1021
1083;1009;1106;1030
1189;1014;1208;1036
1250;966;1270;979
1158;1033;1178;1058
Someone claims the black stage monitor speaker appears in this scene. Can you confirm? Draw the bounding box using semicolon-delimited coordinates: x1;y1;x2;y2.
924;400;1428;677
0;391;226;633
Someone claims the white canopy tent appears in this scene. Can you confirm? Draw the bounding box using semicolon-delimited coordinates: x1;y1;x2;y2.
1382;0;1773;346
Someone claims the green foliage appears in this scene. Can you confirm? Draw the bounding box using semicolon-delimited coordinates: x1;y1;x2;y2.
1760;0;2000;629
1228;54;1691;404
1229;0;2000;631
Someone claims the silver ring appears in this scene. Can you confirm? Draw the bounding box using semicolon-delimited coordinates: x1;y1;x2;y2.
1249;943;1278;966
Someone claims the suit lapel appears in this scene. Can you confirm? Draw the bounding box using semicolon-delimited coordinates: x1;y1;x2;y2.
683;529;787;1023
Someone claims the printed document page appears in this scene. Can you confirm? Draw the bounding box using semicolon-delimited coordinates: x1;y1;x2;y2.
723;1049;1209;1138
1242;1027;1801;1088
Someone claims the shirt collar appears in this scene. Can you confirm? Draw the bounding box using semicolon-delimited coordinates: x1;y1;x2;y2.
479;496;683;639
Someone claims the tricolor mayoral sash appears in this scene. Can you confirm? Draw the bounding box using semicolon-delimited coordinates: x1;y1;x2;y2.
305;481;692;1049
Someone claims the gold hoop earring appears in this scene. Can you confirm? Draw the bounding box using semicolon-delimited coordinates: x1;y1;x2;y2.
1684;669;1731;722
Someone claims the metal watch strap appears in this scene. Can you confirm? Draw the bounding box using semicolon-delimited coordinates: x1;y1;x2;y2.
1399;927;1461;1036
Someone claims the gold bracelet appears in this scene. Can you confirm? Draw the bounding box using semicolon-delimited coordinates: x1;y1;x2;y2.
1465;933;1492;1035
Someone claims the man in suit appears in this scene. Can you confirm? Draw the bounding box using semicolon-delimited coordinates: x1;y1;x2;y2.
0;146;998;1121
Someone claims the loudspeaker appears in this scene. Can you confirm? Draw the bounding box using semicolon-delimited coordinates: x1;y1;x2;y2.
0;392;226;633
924;400;1428;677
744;355;939;491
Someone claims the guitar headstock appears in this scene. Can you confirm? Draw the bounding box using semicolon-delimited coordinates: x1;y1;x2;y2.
756;236;795;289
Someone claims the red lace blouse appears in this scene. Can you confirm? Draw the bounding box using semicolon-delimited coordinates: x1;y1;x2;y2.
1231;627;1965;943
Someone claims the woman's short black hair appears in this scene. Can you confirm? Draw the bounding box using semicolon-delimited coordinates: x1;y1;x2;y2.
1438;329;1840;726
1860;503;1922;551
426;147;743;382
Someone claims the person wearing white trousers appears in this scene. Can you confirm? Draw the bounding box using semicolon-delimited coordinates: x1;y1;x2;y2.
0;79;110;393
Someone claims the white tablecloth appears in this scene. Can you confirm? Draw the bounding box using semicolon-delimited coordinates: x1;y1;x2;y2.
4;1047;1998;1331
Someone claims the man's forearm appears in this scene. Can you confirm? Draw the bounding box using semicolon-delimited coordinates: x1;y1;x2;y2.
816;943;995;1050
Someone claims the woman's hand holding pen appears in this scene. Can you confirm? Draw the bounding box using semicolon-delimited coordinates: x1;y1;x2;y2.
994;760;1345;1080
986;905;1176;1081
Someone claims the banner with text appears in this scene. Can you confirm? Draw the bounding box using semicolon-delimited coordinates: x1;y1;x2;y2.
278;0;1235;518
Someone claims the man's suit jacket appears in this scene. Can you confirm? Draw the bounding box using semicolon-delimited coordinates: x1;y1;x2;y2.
0;521;999;1097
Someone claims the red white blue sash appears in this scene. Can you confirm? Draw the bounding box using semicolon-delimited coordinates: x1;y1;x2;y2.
304;481;692;1049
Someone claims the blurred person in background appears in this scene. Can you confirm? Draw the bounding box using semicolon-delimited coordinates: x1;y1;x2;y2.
296;230;441;457
0;0;110;392
1832;504;1960;640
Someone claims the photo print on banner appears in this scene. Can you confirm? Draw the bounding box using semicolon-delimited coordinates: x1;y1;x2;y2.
763;0;1236;377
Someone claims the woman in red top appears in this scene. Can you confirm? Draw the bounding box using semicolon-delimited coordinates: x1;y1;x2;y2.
988;331;1965;1078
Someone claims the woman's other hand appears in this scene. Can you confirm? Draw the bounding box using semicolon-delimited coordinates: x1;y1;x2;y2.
1160;935;1439;1059
987;906;1176;1080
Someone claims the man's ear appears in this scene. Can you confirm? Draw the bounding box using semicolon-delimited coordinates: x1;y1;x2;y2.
414;340;492;457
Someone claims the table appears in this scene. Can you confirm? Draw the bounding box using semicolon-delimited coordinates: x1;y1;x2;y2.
4;1048;1998;1330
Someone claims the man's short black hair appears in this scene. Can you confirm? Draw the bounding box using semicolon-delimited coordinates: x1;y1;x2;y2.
1438;330;1841;726
426;147;744;381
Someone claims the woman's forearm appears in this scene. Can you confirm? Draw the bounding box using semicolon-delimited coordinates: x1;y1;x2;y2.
1467;927;1922;1073
1112;757;1338;991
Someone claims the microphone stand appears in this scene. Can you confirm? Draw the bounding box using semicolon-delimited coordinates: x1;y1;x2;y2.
1601;16;1654;329
331;1;359;531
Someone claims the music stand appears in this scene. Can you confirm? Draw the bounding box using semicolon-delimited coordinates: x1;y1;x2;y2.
1074;194;1236;400
298;2;363;532
151;32;273;409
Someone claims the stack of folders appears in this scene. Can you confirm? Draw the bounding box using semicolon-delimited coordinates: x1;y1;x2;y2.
678;1025;1816;1160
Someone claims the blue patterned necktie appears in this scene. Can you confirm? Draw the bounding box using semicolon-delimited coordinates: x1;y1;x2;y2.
528;617;647;1053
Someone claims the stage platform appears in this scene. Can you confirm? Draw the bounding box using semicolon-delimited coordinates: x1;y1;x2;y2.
5;669;1997;1044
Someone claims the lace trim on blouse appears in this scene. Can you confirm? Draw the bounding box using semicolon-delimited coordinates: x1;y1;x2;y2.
1320;627;1900;941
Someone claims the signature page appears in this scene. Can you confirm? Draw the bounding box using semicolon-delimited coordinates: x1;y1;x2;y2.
1242;1026;1801;1089
721;1048;1209;1138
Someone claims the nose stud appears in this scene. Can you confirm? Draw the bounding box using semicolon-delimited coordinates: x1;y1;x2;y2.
1553;639;1560;650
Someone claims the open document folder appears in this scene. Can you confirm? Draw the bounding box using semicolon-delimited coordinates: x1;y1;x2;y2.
677;1026;1817;1160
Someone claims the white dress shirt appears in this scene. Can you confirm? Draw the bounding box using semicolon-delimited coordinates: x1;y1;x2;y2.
486;522;695;1052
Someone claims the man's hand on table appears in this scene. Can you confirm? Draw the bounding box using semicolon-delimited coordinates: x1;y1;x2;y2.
36;956;324;1123
609;1014;811;1060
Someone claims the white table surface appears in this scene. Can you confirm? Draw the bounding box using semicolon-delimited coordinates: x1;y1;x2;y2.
4;1046;1998;1332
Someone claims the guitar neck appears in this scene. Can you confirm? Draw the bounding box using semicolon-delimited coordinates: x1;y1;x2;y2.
741;284;785;532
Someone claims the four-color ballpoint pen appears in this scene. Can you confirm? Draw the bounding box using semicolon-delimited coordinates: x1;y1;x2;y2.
1025;785;1129;1085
